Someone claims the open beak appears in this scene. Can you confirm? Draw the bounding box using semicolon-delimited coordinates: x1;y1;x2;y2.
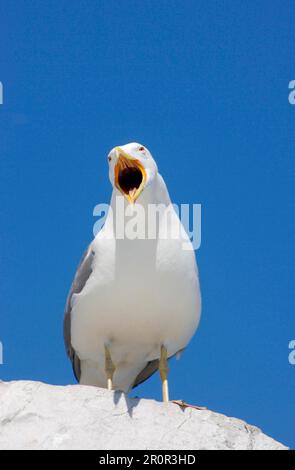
114;147;147;203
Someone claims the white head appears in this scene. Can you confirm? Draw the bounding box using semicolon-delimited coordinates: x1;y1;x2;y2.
107;142;158;204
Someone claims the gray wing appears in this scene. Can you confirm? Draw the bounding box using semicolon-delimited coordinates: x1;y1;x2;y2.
64;244;95;382
132;348;185;389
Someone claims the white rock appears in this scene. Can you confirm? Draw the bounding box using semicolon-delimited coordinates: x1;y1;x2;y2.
0;381;288;450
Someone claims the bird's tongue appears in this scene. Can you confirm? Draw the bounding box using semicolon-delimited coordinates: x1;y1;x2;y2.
129;188;137;199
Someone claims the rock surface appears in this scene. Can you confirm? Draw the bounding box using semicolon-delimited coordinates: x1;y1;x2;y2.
0;381;288;450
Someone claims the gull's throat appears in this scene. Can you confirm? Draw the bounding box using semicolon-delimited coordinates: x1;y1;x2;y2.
115;155;146;203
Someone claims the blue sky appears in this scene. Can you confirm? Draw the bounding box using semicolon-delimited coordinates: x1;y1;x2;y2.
0;0;294;449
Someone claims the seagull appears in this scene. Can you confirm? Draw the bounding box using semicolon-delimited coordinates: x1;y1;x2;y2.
64;142;201;402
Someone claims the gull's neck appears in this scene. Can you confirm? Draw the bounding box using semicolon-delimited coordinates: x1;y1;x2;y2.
101;173;172;239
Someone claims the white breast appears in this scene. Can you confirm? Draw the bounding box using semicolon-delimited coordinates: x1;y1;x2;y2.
71;183;201;391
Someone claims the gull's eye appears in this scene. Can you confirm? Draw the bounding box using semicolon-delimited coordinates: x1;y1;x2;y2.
138;146;145;152
108;156;112;162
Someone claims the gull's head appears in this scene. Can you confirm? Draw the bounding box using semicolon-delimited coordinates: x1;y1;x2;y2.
107;142;158;204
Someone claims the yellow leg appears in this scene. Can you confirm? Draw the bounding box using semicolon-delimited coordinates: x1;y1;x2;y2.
159;345;169;402
104;345;115;391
